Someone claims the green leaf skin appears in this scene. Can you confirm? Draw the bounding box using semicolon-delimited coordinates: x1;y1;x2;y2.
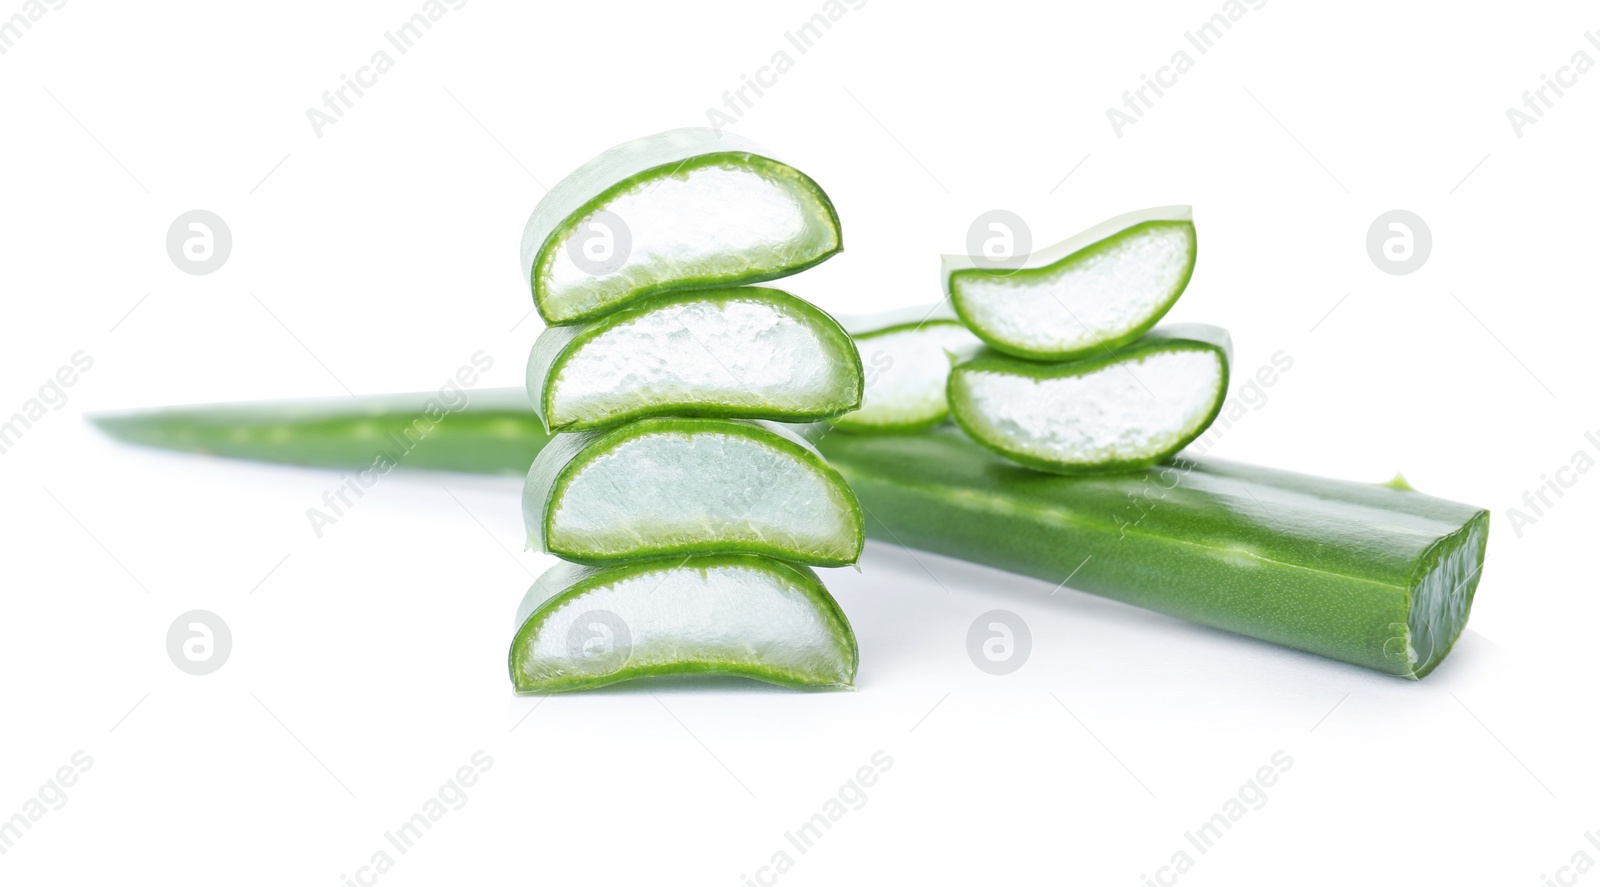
90;389;549;476
943;206;1197;361
527;286;863;433
509;556;857;693
91;391;1490;678
522;128;843;325
824;428;1488;679
948;324;1232;475
523;417;865;567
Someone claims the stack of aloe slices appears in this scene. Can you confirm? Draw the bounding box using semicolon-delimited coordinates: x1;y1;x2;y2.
941;206;1229;475
512;128;865;693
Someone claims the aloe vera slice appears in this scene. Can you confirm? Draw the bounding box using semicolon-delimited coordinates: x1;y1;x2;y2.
521;128;842;325
527;286;862;433
510;556;857;692
93;391;1491;677
829;304;982;434
943;206;1196;360
949;324;1231;474
524;417;863;566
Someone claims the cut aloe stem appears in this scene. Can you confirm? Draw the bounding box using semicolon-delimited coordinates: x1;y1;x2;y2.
943;206;1197;360
829;303;982;434
825;428;1488;679
527;286;862;433
948;324;1231;474
524;417;863;567
510;556;857;693
521;128;842;325
92;392;1490;677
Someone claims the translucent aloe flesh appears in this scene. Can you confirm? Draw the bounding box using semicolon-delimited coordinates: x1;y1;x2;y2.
523;417;864;567
527;287;862;432
521;128;842;325
93;391;1491;678
949;325;1231;474
943;206;1197;360
830;305;981;433
509;556;857;692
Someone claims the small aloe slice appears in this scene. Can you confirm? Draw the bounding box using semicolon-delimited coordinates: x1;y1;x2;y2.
524;417;864;566
949;324;1231;474
829;304;982;434
509;556;857;693
527;286;862;433
943;206;1197;360
521;128;842;325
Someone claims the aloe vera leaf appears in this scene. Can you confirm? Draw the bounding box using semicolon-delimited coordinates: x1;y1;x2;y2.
91;392;1490;677
948;324;1232;474
521;128;842;325
89;389;548;476
943;206;1197;360
830;305;982;433
510;555;857;693
825;427;1487;679
527;286;862;433
523;417;864;567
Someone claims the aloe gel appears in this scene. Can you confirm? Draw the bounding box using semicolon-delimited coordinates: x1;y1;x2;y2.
527;286;862;432
523;417;864;567
521;128;843;324
944;206;1196;360
510;556;858;693
948;325;1231;474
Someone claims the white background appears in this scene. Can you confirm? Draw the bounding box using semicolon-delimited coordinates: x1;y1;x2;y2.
2;1;1596;883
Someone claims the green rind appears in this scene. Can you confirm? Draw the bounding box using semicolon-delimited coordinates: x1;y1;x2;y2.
527;286;864;433
823;428;1489;679
529;146;843;324
90;388;549;476
948;324;1232;475
509;556;858;693
522;417;866;567
947;218;1197;361
91;391;1491;678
